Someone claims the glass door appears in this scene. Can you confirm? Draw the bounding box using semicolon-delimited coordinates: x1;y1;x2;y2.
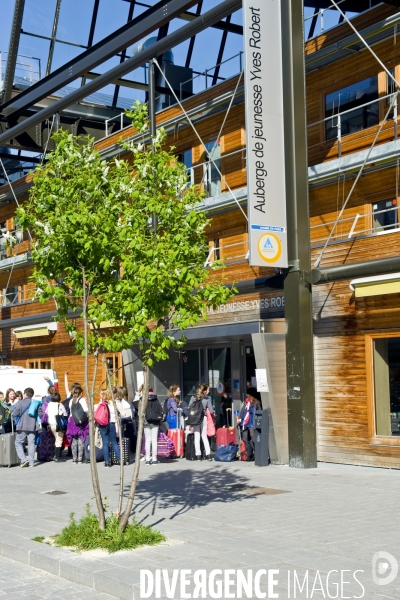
182;349;204;404
207;347;231;428
241;344;261;404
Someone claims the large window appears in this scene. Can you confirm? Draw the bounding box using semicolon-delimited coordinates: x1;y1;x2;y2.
102;353;123;387
1;286;23;306
27;359;52;370
373;337;400;437
325;76;379;141
204;140;221;197
372;198;398;233
177;149;193;187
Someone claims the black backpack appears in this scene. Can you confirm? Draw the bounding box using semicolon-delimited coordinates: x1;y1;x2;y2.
186;398;205;426
145;395;163;424
162;397;169;421
71;400;88;427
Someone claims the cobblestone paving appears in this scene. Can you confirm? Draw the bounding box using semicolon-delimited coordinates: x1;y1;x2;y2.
0;555;117;599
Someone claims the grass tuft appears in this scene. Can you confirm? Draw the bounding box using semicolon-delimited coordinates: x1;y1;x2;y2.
32;536;45;543
54;505;165;553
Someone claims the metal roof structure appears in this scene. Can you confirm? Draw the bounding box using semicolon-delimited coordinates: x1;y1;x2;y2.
0;0;399;164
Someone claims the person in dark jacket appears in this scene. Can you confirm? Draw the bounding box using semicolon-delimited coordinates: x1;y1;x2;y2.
189;384;214;461
144;392;163;465
13;387;42;468
237;395;260;461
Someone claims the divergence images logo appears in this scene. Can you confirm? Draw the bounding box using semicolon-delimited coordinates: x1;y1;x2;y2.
258;233;282;264
372;551;398;586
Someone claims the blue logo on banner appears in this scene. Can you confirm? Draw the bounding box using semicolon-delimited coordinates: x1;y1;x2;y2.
263;238;274;249
251;225;287;233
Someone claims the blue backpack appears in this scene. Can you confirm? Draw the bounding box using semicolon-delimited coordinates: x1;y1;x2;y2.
214;443;238;462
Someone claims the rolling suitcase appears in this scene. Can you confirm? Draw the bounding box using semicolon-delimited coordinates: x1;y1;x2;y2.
37;429;55;462
185;433;205;460
0;418;19;467
84;435;104;463
167;409;184;457
168;429;184;457
109;437;130;465
216;427;237;446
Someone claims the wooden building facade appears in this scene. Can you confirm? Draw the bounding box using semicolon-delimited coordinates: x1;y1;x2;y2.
1;4;400;466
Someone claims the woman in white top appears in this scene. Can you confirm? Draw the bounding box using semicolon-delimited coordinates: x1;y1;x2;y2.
45;392;67;462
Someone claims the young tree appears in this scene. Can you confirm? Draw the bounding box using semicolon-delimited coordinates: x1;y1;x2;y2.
17;103;233;533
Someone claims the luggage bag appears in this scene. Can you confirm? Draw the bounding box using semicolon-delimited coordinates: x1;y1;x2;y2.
168;429;184;457
84;435;104;462
185;432;205;461
109;437;130;465
167;408;184;457
214;443;238;462
0;418;19;467
37;430;55;462
216;427;237;446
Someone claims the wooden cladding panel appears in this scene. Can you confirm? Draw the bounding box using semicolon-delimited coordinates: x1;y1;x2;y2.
95;76;242;152
313;280;400;467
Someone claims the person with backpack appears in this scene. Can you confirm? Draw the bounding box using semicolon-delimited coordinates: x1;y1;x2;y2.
13;387;42;467
188;383;214;461
164;385;181;429
66;385;88;464
45;392;68;462
4;388;17;432
0;395;11;435
95;388;122;468
144;391;163;465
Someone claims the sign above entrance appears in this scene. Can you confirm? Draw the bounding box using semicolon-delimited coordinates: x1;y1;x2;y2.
243;0;288;268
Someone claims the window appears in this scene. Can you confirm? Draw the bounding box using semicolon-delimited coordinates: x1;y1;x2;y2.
177;149;193;187
373;337;400;437
372;198;398;233
102;353;123;387
325;76;379;141
27;360;52;370
204;140;221;197
1;286;22;306
0;222;7;260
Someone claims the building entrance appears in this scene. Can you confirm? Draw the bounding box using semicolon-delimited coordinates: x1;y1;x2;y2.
182;345;233;428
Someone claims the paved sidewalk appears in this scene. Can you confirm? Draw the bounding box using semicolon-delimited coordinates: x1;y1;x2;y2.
0;457;400;599
0;555;117;599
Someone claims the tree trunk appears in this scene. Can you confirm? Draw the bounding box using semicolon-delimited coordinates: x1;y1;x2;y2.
82;268;106;530
119;362;150;531
101;353;125;518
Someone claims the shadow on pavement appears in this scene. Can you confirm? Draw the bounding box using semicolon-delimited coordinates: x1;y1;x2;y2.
117;465;254;521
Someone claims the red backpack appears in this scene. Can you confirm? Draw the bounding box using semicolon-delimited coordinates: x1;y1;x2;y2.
94;401;109;426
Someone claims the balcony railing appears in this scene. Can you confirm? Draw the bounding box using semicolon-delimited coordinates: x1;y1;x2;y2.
205;239;249;267
311;203;400;247
307;91;398;163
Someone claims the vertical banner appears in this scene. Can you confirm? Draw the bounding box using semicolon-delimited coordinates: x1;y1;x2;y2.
243;0;288;268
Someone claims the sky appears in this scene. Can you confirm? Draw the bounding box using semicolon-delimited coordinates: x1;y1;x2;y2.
0;0;358;108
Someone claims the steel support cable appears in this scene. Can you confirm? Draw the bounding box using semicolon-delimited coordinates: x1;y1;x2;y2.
314;92;399;268
153;58;248;221
330;0;400;90
41;114;56;165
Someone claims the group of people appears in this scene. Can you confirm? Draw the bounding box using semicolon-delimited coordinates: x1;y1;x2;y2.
0;375;260;468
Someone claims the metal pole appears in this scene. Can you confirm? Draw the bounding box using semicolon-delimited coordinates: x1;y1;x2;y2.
3;0;25;104
337;114;342;159
281;0;317;468
148;59;158;233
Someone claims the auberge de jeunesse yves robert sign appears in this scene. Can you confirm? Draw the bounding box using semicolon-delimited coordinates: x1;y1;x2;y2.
243;0;288;268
